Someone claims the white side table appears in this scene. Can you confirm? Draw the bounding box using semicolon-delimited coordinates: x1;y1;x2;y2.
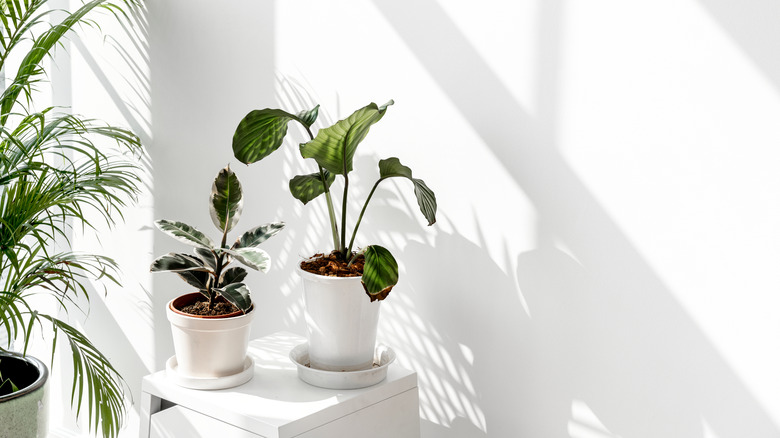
139;332;420;438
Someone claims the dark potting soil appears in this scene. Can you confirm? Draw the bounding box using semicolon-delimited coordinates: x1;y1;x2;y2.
179;299;239;316
300;252;365;277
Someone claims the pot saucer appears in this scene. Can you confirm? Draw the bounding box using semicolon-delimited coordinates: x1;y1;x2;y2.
165;356;254;390
289;343;395;390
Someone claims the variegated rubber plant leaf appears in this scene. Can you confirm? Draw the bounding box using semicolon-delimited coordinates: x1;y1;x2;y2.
154;220;215;250
224;247;271;272
213;283;252;313
233;222;285;249
209;165;243;234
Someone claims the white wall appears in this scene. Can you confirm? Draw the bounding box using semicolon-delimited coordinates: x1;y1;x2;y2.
65;0;780;436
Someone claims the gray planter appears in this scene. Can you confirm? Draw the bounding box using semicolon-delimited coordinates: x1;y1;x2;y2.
0;353;48;438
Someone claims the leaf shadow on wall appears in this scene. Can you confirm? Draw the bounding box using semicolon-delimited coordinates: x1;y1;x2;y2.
373;0;780;436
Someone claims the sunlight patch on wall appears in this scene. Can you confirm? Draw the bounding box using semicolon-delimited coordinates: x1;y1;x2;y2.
558;0;780;428
381;292;487;433
568;400;622;438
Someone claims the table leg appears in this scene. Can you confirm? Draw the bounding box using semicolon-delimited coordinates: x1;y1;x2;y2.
139;391;162;438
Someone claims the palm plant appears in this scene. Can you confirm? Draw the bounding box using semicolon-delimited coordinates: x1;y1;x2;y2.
0;1;142;437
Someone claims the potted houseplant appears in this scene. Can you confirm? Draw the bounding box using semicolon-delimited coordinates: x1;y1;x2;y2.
232;100;436;372
150;165;284;380
0;1;143;437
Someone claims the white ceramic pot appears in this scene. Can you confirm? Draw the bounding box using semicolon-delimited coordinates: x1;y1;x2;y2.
297;264;381;372
166;293;255;378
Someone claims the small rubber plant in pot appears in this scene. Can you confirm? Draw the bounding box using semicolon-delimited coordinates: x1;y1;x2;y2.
233;100;436;372
150;165;284;382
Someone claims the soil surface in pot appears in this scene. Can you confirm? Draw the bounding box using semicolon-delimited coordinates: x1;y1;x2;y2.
177;296;239;316
301;252;365;277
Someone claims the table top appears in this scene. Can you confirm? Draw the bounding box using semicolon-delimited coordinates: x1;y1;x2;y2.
142;332;418;438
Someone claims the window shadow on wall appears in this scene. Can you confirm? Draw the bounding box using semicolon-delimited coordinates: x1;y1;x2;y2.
372;0;780;436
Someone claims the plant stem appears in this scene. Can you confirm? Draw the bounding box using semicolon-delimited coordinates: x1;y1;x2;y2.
305;126;340;251
320;166;340;251
340;172;349;259
210;227;229;311
347;179;382;257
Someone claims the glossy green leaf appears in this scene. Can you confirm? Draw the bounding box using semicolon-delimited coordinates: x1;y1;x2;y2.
378;157;437;226
209;165;243;233
361;245;398;301
289;170;335;205
232;109;298;164
233;222;285;249
214;282;252;313
219;266;248;287
154;220;215;249
150;253;207;273
299;100;393;175
176;270;210;291
224;247;271;272
194;247;218;272
296;104;320;128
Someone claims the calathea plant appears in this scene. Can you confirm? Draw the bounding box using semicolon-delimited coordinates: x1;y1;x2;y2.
232;100;436;300
150;165;284;313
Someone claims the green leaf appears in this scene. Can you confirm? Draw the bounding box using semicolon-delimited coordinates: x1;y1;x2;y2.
214;282;252;313
1;0;120;125
361;245;399;301
154;220;215;249
289;170;335;205
150;253;207;273
176;270;210;291
232;109;299;165
378;157;437;226
219;266;248;287
224;247;271;272
299;100;393;175
233;222;285;249
209;165;243;233
194;247;218;272
296;104;320;128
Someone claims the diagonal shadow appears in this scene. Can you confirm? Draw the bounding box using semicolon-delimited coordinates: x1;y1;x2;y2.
373;0;780;436
697;0;780;95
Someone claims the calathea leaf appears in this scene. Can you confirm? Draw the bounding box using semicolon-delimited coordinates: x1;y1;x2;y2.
361;245;399;301
296;104;320;128
378;157;437;226
233;108;300;164
154;220;215;250
213;283;252;313
150;253;208;273
209;165;243;233
233;222;285;249
224;247;271;272
299;100;393;175
219;266;248;287
289;170;335;205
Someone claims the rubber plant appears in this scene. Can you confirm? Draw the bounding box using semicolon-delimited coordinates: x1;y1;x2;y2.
232;100;436;300
150;165;284;314
0;0;142;437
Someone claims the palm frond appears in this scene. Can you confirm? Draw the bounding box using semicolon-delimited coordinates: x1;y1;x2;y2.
42;315;127;438
0;1;143;437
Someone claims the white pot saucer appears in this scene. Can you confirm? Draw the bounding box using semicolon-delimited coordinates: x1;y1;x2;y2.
165;355;254;390
289;343;396;390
